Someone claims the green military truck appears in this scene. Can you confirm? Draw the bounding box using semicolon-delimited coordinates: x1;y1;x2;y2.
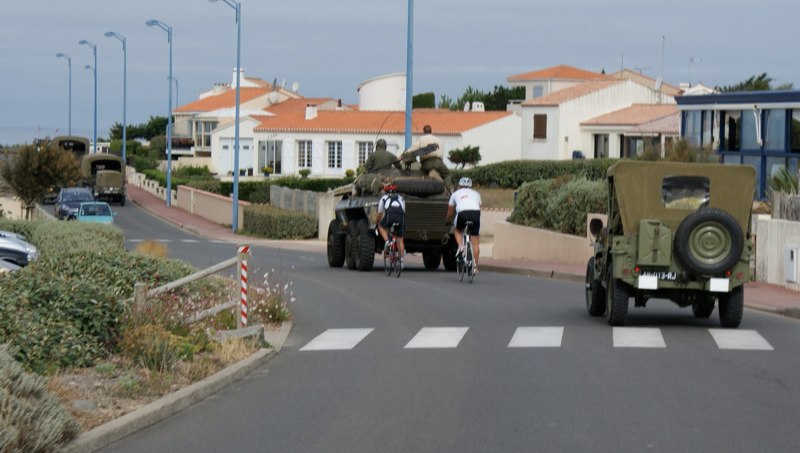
81;153;126;205
585;160;756;328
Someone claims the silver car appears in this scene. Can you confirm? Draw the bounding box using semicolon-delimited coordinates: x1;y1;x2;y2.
0;232;39;266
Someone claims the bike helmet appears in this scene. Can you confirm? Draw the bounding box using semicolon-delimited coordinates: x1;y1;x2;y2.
458;177;472;188
383;182;398;193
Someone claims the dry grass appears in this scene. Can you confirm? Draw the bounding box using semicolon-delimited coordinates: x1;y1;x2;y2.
477;187;516;210
136;240;169;257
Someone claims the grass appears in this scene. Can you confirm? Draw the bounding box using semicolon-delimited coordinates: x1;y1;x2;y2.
477;187;516;209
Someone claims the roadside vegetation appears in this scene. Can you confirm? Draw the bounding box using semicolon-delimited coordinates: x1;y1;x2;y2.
0;218;293;449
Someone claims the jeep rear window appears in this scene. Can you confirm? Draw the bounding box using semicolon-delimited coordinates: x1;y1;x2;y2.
661;176;709;210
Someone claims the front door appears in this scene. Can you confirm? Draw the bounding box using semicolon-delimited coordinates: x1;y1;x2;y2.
259;140;283;174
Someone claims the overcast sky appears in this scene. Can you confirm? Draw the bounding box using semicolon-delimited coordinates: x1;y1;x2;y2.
2;0;799;144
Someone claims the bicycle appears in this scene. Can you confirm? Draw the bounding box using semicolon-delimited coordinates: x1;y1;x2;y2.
456;220;476;283
383;222;402;277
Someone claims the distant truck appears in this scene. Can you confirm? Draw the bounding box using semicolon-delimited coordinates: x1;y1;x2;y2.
80;153;126;205
43;136;91;204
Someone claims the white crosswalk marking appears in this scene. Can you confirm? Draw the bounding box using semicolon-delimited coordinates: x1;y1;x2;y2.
180;239;200;243
299;328;373;351
508;327;564;348
708;329;774;351
404;327;468;349
613;327;666;348
127;239;143;243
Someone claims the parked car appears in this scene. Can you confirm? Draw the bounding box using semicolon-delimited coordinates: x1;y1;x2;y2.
55;187;95;220
76;201;116;224
0;230;28;242
0;236;39;267
0;259;21;273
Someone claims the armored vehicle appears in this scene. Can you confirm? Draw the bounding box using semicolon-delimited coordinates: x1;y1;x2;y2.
326;147;457;272
81;153;126;205
585;160;756;328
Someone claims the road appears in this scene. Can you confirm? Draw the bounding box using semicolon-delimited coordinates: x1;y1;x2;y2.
104;202;800;452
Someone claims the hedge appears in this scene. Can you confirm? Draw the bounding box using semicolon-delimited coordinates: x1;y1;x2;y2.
451;158;617;188
242;205;317;239
508;177;607;236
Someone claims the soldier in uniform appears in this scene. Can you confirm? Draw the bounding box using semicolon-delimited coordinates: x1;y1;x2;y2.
364;139;402;173
401;125;451;184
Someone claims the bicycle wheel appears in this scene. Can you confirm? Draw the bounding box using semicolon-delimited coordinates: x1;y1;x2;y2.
383;243;393;276
457;250;465;282
466;243;475;283
394;247;402;278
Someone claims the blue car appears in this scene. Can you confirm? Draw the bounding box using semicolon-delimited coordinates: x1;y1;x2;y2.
76;202;116;224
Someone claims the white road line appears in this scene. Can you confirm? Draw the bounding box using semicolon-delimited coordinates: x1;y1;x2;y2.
299;328;374;351
180;239;200;243
127;239;143;243
404;327;468;349
508;327;564;348
708;329;774;351
613;327;666;348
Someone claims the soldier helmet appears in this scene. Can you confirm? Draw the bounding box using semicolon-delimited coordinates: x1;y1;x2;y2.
376;138;387;149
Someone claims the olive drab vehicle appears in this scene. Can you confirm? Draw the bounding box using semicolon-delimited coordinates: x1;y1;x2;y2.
43;136;91;204
585;160;756;328
80;153;126;205
327;144;458;272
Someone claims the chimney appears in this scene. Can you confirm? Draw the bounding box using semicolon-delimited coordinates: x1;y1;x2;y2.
305;104;318;120
231;68;244;88
336;99;343;111
212;82;228;95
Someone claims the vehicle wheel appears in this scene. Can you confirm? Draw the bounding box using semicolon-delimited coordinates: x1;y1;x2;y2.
327;219;346;268
605;264;629;326
691;296;715;318
119;195;126;206
422;250;441;269
354;219;375;271
442;247;457;272
674;208;744;275
585;257;606;316
718;285;744;328
345;221;358;270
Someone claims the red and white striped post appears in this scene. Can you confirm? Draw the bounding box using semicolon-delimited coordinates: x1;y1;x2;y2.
236;244;251;328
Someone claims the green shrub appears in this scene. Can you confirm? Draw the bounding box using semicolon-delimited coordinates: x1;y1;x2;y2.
119;324;192;372
173;165;212;177
242;205;317;239
0;344;80;451
509;177;607;236
451;158;617;188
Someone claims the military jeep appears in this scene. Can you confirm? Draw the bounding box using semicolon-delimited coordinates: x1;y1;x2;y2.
585;160;755;328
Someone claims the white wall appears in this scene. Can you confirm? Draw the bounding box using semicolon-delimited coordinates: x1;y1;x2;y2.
358;74;407;111
460;114;521;164
210;118;259;175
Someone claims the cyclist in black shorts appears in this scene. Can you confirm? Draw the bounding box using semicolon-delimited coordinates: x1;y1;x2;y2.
446;177;482;272
375;182;406;267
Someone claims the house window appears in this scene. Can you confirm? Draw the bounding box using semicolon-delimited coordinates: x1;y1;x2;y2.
297;140;312;168
684;111;702;146
764;109;786;151
194;121;217;147
792;110;800;152
327;141;343;168
741;110;760;149
259;140;282;174
721;111;741;151
533;114;547;139
357;141;374;166
532;86;544;98
594;134;609;158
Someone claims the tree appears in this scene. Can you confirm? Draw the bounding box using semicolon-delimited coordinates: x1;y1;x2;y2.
0;143;81;209
437;85;524;111
715;72;793;92
413;92;435;109
438;94;455;110
108;116;168;141
447;145;482;169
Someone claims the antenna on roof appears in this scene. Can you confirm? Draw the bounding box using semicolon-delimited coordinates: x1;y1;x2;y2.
268;77;279;103
291;81;300;92
281;79;286;89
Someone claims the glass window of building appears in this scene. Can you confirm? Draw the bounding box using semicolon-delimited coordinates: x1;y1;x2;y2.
532;86;544;98
533;114;547;139
357;141;374;166
741;110;760;150
684;111;702;145
297;140;312;168
702;111;713;146
763;109;786;151
327;141;342;169
791;110;800;152
594;134;609;158
721;111;741;151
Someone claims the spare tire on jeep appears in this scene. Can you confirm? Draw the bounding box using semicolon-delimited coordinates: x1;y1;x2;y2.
673;208;744;275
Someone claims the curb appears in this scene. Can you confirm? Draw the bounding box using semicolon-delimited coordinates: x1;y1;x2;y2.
480;263;585;284
63;347;277;453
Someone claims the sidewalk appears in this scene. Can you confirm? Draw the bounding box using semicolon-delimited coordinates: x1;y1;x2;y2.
127;184;800;320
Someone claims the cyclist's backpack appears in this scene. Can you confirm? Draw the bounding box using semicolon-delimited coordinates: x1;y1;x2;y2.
384;193;404;217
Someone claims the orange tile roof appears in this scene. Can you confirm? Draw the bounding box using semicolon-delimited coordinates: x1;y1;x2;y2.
581;104;678;127
174;87;270;113
254;109;512;135
608;69;682;96
507;64;607;82
263;98;335;115
521;80;624;106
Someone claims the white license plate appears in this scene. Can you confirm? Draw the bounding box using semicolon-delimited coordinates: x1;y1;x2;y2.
641;271;677;281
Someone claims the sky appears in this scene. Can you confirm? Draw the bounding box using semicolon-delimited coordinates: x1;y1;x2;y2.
2;0;799;145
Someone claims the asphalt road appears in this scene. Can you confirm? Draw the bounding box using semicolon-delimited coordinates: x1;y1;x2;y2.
105;203;800;452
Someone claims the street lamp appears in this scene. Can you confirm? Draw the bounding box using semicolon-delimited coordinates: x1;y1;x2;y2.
146;19;174;207
55;53;72;135
404;0;414;150
78;39;97;153
104;31;127;165
210;0;242;232
689;56;702;88
173;77;179;107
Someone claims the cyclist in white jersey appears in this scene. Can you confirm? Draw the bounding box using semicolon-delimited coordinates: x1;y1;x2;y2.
446;177;482;272
376;182;406;267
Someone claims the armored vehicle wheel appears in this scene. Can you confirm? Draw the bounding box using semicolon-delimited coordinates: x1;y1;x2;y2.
422;251;441;269
119;195;125;206
442;248;457;272
718;285;744;328
691;296;715;318
395;178;446;196
327;219;346;267
605;264;629;326
585;257;606;316
353;219;375;271
674;208;744;275
345;221;358;270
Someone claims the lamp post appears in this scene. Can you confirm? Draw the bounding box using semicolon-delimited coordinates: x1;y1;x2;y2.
104;31;127;164
173;77;179;107
210;0;242;232
146;19;173;207
404;0;414;150
55;53;72;135
689;56;702;88
78;39;97;152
